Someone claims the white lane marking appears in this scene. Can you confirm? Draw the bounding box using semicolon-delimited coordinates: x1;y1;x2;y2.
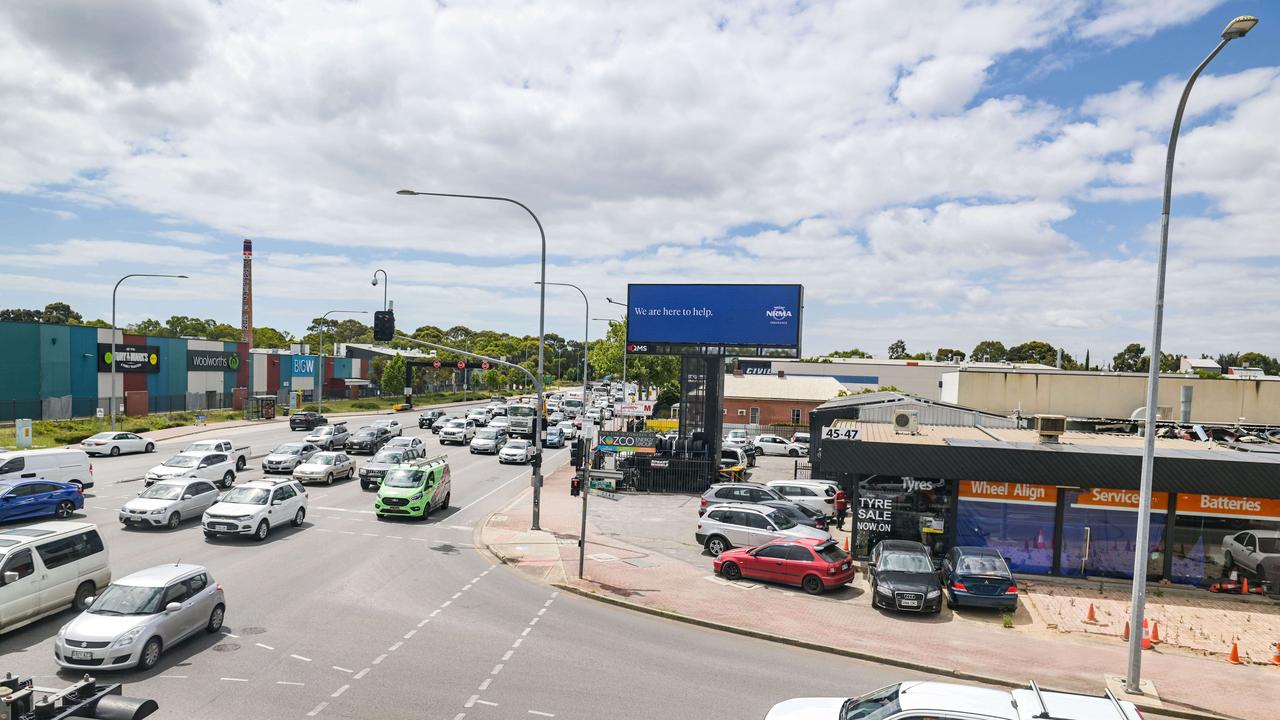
502;650;514;661
529;617;539;625
277;681;305;686
551;591;559;598
361;532;378;537
448;524;471;530
307;702;328;716
158;675;188;679
465;695;479;708
478;678;491;691
331;684;349;698
491;663;504;675
463;584;472;591
537;608;546;616
388;641;403;652
373;654;387;665
223;632;239;638
418;619;430;627
441;600;452;608
477;700;498;707
454;714;466;720
315;528;333;532
471;577;481;583
457;471;528;513
403;630;417;639
529;711;555;717
255;643;275;650
340;531;355;535
385;535;402;539
430;609;441;617
354;668;370;680
332;666;353;673
290;654;312;662
221;677;249;682
543;599;553;607
521;628;531;636
512;639;523;648
452;592;462;599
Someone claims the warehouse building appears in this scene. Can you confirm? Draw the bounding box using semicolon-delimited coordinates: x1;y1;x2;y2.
722;371;843;426
736;357;1055;399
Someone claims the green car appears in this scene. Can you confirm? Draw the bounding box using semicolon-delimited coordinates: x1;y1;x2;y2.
374;457;451;520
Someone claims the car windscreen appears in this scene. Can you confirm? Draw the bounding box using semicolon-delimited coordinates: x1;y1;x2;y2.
162;455;200;468
506;440;529;449
383;469;423;488
139;484;184;500
89;584;166;616
1258;537;1280;553
353;431;376;439
221;487;269;505
272;445;303;455
311;454;337;465
313;427;334;435
445;421;465;428
476;430;498;439
841;684;901;719
372;452;403;464
765;510;796;530
957;555;1011;576
879;552;934;573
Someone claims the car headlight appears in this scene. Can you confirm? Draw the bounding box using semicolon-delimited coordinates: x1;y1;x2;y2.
233;515;252;521
410;492;424;501
150;509;166;515
114;627;144;647
58;623;69;640
876;584;893;596
926;589;941;599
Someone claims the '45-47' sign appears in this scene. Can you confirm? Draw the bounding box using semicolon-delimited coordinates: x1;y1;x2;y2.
98;344;160;373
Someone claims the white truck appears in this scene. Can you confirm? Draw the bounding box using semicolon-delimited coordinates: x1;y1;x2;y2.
145;451;239;488
183;439;251;471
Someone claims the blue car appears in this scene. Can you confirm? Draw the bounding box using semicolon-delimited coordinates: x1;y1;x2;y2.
0;479;84;522
543;427;565;448
940;546;1019;610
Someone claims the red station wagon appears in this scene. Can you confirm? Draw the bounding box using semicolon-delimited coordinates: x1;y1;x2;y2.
713;538;854;594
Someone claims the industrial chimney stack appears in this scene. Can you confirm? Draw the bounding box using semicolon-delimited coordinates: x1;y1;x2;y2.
241;239;253;347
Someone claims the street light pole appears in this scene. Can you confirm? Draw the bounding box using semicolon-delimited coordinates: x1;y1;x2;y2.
606;298;628;399
110;273;187;431
397;189;548;530
371;269;389;311
1125;14;1258;695
317;310;368;416
593;316;625;430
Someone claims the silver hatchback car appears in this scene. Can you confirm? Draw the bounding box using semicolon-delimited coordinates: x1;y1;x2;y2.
56;563;225;671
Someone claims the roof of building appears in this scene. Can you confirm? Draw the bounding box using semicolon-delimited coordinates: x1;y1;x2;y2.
723;373;844;402
812;391;1022;428
814;357;1057;370
1182;357;1222;370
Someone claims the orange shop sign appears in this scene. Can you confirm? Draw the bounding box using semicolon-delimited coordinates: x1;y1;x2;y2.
959;481;1057;506
1176;493;1280;522
1072;488;1168;513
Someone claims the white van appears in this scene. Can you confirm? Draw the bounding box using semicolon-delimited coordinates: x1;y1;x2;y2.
0;521;110;635
0;450;94;490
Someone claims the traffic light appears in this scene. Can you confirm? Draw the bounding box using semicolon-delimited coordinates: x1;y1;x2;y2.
0;672;158;719
570;439;583;468
373;310;395;341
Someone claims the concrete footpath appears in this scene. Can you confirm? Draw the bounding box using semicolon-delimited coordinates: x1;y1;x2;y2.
481;466;1276;720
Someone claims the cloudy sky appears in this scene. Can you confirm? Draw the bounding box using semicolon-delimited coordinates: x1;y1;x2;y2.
2;0;1276;360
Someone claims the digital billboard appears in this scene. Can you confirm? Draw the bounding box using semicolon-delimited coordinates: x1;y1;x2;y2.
626;284;802;354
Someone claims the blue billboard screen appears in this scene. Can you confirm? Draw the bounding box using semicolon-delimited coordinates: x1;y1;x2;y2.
626;284;802;348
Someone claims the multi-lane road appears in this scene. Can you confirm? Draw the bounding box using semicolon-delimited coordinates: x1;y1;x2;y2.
2;403;927;718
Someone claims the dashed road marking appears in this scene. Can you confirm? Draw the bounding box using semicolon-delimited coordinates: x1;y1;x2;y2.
332;666;353;673
403;630;417;639
418;618;430;627
220;677;249;682
388;641;403;652
385;535;402;539
478;679;491;691
521;628;531;636
354;668;370;680
277;681;305;686
529;711;555;717
430;609;441;617
373;654;387;665
502;650;514;661
255;643;275;650
512;639;523;648
441;600;452;608
465;695;479;708
529;617;539;625
307;701;328;716
291;654;312;662
491;664;504;675
537;608;546;616
477;700;498;707
331;684;349;698
452;592;462;599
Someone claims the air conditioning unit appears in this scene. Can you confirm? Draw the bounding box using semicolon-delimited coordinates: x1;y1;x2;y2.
893;410;918;435
1034;414;1066;442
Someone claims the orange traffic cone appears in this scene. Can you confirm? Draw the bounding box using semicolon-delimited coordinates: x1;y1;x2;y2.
1141;619;1152;650
1150;621;1162;645
1271;642;1280;666
1227;641;1243;665
1084;603;1099;624
1242;577;1249;594
1122;620;1130;642
843;535;850;552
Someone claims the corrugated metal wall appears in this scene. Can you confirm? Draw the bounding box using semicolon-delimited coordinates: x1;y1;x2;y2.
0;323;41;420
70;326;98;417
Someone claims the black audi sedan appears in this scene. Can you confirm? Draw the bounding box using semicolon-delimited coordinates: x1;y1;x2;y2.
345;426;389;455
868;539;943;614
939;546;1019;610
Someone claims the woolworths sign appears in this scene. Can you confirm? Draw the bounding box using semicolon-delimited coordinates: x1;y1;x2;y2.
187;349;242;372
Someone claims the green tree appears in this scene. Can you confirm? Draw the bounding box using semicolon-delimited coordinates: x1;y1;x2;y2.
828;348;871;358
970;340;1008;363
254;326;292;348
1007;340;1068;367
0;308;43;323
1112;343;1145;372
41;302;82;324
381;354;406;394
887;339;907;359
1237;352;1279;376
128;318;165;335
935;348;966;362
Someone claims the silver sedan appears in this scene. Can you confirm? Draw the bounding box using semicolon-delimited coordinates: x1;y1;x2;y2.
292;451;357;485
119;478;221;529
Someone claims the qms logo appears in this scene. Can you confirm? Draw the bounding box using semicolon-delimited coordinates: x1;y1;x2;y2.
765;306;793;324
627;344;648;353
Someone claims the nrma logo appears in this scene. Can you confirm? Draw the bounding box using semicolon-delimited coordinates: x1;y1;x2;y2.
765;306;793;324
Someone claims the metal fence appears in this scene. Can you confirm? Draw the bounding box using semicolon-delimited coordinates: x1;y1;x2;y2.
0;394;234;423
614;454;719;494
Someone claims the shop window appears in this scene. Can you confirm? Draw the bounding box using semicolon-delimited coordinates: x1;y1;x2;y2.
1058;489;1166;580
957;501;1055;574
1169;493;1280;587
737;409;746;416
854;476;951;558
749;407;759;424
791;409;802;424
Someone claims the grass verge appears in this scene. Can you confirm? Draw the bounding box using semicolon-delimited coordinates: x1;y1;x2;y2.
0;409;245;450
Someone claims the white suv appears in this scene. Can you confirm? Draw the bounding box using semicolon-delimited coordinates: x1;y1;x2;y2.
439;419;477;445
766;680;1141;720
766;480;837;518
202;479;308;542
695;503;829;556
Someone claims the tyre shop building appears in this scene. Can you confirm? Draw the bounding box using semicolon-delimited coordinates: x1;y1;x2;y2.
808;393;1280;588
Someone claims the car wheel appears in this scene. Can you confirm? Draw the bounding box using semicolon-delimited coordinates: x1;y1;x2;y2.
721;562;742;581
145;442;155;453
138;637;163;670
325;473;333;486
73;581;96;611
110;445;120;457
203;530;217;539
802;574;824;595
255;520;270;541
442;492;450;507
167;512;181;530
361;482;372;491
870;582;880;608
292;508;305;527
55;500;75;518
221;472;235;489
705;535;729;556
946;593;958;610
206;604;225;633
236;457;246;471
788;449;799;457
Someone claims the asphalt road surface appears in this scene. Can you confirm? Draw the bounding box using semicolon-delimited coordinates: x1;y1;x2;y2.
3;406;1177;719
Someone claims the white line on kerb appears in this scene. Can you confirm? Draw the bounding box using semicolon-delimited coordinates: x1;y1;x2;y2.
307;702;328;716
331;685;349;698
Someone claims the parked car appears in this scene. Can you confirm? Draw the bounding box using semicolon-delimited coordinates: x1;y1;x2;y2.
439;419;476;446
79;432;153;457
790;431;811;448
345;427;391;455
304;423;349;451
371;419;403;437
145;451;237;489
543;426;565;448
1222;529;1280;576
695;503;830;556
374;457;451;520
0;449;94;489
261;443;320;474
868;539;943;614
183;439;250;471
0;522;109;635
418;410;446;429
120;478;220;529
714;538;853;594
0;479;83;522
289;411;328;431
292;451;356;486
498;439;536;464
699;482;788;516
359;448;426;490
764;680;1142;720
759;499;828;531
470;428;507;455
202;479;308;541
753;434;805;457
766;480;837;518
56;563;225;671
723;430;759;459
940;546;1019;610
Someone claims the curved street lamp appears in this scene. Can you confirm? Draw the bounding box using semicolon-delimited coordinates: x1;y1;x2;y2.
371;269;389;311
110;273;188;430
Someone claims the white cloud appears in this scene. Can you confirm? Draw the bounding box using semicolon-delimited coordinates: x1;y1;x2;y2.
29;207;77;220
1075;0;1225;45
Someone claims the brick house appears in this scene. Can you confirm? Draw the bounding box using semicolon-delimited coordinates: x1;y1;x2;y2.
722;372;844;426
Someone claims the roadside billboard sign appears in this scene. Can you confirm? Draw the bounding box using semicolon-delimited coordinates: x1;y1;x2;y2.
187;349;242;372
625;283;802;357
97;344;160;373
614;401;655;417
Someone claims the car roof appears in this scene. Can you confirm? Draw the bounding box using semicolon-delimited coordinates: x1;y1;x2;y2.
1244;529;1280;539
897;681;1017;719
0;521;96;541
240;479;299;488
115;563;209;588
877;539;929;553
954;546;1004;557
706;502;773;513
151;477;211;487
707;482;764;489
